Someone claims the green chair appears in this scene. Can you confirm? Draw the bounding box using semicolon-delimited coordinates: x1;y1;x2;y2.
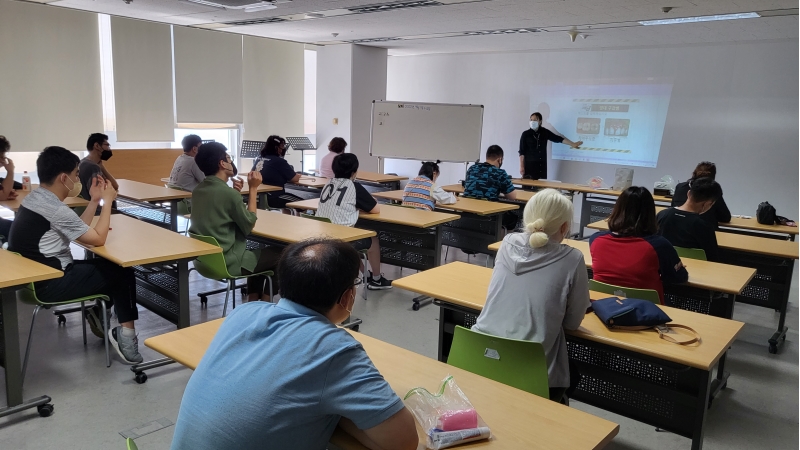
447;326;549;399
589;279;661;304
189;233;274;317
15;273;111;385
674;246;707;261
301;213;369;300
126;438;138;450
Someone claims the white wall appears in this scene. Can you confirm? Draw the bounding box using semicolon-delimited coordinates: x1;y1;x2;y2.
316;44;353;166
351;45;387;173
387;40;799;219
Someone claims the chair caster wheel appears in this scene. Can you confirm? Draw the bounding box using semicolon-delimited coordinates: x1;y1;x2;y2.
351;325;360;332
57;315;66;325
412;303;420;311
134;373;148;384
199;296;207;308
37;404;54;417
769;344;778;354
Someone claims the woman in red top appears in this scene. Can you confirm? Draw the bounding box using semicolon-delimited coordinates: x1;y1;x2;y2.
589;186;688;303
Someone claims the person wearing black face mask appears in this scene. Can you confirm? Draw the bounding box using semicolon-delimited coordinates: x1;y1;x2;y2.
519;112;583;181
80;133;119;214
252;135;302;214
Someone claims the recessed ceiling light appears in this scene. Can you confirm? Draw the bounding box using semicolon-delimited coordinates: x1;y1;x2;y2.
640;12;760;25
305;13;324;18
245;3;277;13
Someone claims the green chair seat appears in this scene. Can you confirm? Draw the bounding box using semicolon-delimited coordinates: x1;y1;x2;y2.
674;246;707;261
189;233;274;316
588;279;661;304
447;326;549;399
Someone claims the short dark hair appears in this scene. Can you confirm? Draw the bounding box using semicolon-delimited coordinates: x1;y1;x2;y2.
260;135;286;157
486;145;504;160
37;146;80;185
86;133;109;151
607;186;657;237
419;160;441;179
530;112;543;121
328;137;347;154
277;238;361;314
688;177;722;203
181;134;202;153
0;135;9;154
332;153;359;179
691;161;716;181
195;142;229;176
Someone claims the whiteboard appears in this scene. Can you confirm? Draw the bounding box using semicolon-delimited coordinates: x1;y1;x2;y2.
369;101;483;162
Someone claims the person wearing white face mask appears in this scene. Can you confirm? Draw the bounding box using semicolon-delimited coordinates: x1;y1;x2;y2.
8;146;145;364
519;112;583;180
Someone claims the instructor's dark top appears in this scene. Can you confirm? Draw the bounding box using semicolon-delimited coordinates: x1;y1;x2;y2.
671;181;731;227
519;127;563;180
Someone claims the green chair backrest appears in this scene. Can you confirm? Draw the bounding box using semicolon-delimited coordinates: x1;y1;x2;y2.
8;252;40;306
166;184;192;215
674;246;707;261
447;326;549;399
301;213;331;223
126;438;139;450
589;279;661;304
188;233;234;281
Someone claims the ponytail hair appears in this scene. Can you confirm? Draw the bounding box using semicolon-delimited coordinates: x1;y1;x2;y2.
419;160;441;179
691;161;716;181
522;188;574;248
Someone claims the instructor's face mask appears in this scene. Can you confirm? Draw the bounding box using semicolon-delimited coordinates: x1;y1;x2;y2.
530;121;540;131
63;175;82;197
100;149;113;161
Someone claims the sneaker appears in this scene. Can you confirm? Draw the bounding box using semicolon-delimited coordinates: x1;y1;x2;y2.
108;326;144;365
84;305;105;339
367;273;393;290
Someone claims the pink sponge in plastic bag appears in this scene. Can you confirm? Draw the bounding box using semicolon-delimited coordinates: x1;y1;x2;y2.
437;409;478;431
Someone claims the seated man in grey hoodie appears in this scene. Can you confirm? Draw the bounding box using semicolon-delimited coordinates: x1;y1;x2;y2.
472;188;589;403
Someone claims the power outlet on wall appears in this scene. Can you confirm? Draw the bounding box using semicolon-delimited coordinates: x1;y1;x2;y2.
333;118;338;125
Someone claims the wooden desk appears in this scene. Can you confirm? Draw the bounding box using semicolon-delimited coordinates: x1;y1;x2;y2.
0;250;62;419
441;184;535;203
584;219;798;353
355;171;407;190
0;187;89;213
145;318;619;450
75;215;219;330
250;210;376;243
393;261;744;450
116;179;192;232
294;176;329;189
372;190;519;256
287;199;460;303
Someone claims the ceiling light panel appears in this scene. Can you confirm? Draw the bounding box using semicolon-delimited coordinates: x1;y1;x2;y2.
224;17;287;25
348;1;442;14
640;12;760;26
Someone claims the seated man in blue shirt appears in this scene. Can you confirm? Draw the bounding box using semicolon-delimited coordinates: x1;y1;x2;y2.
171;238;418;450
464;144;519;230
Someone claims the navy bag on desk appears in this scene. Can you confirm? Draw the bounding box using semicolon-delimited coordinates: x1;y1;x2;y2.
591;297;701;345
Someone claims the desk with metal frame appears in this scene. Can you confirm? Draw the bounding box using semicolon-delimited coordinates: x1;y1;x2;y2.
0;250;62;419
145;317;620;450
75;215;220;383
354;171;408;191
286;199;460;310
393;261;744;450
0;186;89;213
372;190;519;256
586;219;798;354
116;179;193;232
441;184;536;204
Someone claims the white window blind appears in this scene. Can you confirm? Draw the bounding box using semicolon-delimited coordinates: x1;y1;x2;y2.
242;36;305;141
0;0;103;152
110;17;174;142
173;27;243;125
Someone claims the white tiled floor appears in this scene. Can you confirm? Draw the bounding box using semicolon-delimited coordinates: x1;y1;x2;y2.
0;246;797;450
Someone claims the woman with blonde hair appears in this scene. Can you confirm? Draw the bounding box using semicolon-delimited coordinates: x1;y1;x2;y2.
472;188;589;403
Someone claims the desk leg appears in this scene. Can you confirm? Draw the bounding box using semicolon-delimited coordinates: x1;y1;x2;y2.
433;225;443;267
691;370;713;450
177;259;190;329
169;200;179;232
769;259;793;354
437;305;447;362
578;193;590;239
0;288;53;418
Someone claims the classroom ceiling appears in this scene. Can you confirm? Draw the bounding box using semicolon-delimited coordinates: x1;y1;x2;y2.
23;0;799;55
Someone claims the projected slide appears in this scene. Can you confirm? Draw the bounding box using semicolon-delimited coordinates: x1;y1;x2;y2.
530;81;673;168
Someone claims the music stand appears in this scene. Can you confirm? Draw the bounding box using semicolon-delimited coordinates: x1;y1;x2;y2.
286;137;316;173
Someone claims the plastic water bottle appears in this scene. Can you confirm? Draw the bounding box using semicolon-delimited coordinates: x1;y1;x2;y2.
22;171;31;191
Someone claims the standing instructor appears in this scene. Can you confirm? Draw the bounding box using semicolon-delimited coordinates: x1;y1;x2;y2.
519;112;583;180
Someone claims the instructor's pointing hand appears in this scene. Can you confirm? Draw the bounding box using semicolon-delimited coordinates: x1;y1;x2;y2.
572;141;583;149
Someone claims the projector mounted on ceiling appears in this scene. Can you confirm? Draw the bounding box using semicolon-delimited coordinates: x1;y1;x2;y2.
186;0;291;11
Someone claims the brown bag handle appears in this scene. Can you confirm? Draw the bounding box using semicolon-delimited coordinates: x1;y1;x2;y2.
656;324;700;345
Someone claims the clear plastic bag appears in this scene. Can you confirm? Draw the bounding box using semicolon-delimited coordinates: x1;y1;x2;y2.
404;375;491;449
586;176;604;189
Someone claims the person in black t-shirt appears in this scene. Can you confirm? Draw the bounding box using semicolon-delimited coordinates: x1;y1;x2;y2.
671;161;731;228
519;112;583;180
252;135;303;213
658;177;722;261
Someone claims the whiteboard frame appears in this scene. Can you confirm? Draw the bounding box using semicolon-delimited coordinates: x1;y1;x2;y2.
368;100;484;163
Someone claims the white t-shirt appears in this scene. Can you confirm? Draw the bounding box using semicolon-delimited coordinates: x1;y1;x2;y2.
316;178;377;227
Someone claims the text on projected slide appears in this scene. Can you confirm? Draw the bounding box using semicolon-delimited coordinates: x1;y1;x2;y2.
531;81;673;168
